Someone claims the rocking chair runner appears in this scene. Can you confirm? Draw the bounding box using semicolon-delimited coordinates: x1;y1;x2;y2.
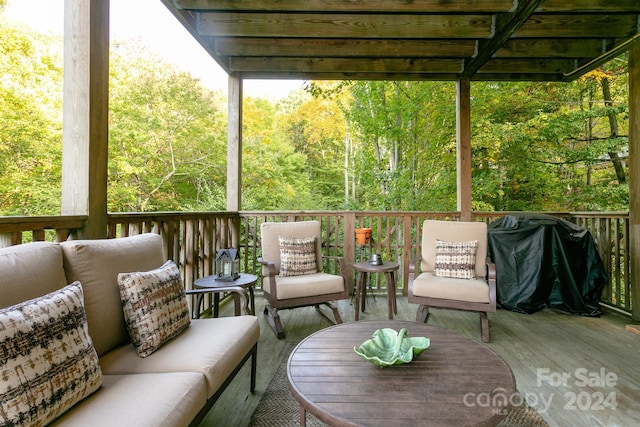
258;220;349;339
408;220;497;342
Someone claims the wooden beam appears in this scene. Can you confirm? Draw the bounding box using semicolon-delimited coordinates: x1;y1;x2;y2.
462;0;545;78
629;39;640;321
62;0;109;239
456;79;472;222
226;75;242;212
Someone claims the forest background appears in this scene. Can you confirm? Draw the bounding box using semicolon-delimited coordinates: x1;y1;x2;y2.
0;6;631;216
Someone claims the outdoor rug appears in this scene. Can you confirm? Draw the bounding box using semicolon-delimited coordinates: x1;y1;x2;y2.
248;342;549;427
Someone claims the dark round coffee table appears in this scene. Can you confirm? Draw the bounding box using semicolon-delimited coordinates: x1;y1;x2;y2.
193;273;256;317
287;320;516;427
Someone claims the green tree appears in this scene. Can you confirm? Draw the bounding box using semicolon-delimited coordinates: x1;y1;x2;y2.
0;20;63;215
108;42;228;212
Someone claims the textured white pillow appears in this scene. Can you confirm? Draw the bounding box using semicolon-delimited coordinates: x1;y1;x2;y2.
118;260;191;358
0;282;103;426
279;236;318;277
434;240;478;279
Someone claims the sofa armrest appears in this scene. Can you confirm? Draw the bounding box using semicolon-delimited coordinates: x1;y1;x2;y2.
185;286;249;317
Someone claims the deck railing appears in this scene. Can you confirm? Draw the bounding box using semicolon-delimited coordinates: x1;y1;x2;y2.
0;210;632;316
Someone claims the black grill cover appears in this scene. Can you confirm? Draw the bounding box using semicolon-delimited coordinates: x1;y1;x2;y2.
487;214;607;316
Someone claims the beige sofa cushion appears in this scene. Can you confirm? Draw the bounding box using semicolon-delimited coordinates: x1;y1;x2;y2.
60;234;166;356
412;272;490;303
0;242;68;308
49;373;207;427
99;316;260;399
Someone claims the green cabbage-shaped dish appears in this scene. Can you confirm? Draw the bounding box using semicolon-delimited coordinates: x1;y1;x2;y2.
354;328;430;367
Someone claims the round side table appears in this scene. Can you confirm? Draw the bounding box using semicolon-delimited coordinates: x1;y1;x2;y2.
353;261;399;320
193;273;257;318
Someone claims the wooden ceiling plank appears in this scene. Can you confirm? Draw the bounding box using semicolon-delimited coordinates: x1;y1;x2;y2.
197;12;493;38
516;15;639;38
538;0;640;13
479;58;577;74
214;38;477;58
229;57;464;74
495;39;606;58
176;0;517;13
461;0;546;78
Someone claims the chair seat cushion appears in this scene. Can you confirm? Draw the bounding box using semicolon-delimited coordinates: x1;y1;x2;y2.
412;272;490;303
263;272;345;300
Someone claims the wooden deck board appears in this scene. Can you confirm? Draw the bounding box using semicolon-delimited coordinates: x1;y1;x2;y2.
198;292;640;427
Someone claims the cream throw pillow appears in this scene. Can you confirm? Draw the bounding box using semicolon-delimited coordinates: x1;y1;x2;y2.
278;236;318;277
118;260;191;358
0;282;103;426
434;240;478;279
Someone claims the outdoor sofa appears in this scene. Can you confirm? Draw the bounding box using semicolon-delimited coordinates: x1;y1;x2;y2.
0;233;259;427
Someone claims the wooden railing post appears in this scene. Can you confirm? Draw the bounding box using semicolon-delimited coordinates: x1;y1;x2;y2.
344;211;356;294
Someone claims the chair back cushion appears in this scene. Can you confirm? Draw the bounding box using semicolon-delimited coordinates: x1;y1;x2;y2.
261;221;322;276
420;220;487;278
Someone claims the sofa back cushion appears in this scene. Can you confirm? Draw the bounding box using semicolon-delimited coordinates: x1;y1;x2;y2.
61;233;166;356
0;242;68;309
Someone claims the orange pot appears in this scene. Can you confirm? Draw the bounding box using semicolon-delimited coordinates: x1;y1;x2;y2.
355;228;372;245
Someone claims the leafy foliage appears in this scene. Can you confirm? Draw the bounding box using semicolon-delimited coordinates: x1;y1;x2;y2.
0;13;631;215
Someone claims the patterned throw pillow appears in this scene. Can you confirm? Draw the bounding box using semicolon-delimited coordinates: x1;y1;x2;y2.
434;240;478;279
0;282;103;427
118;260;191;358
279;236;318;277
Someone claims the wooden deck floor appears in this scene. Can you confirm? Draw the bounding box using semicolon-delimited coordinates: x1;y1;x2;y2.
198;291;640;427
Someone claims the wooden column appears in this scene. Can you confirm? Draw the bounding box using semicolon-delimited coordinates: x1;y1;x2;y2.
226;75;242;214
62;0;109;239
629;40;640;321
456;79;472;221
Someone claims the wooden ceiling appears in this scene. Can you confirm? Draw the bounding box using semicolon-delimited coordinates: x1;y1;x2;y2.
160;0;640;82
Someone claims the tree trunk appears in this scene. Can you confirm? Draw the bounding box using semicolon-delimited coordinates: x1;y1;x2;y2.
601;76;627;184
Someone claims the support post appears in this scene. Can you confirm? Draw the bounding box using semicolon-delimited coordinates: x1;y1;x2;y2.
227;75;242;215
629;39;640;321
62;0;109;239
456;79;472;221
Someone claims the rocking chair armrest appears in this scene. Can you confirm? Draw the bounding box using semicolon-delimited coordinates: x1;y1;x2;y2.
485;257;497;310
409;255;422;275
257;257;278;276
257;257;279;300
184;286;249;315
323;255;346;275
486;258;496;283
